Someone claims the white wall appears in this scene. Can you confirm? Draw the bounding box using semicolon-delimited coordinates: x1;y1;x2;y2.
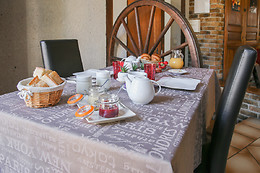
26;0;106;73
0;0;106;94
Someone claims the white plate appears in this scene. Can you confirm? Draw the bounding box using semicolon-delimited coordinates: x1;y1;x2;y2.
157;77;200;90
168;69;187;74
85;103;136;124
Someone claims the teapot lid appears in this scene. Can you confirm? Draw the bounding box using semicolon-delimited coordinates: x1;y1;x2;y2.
133;76;149;81
124;55;137;61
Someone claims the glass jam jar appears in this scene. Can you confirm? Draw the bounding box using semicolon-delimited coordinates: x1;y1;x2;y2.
87;85;105;108
98;93;119;118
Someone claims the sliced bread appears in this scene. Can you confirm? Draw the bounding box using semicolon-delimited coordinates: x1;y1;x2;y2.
33;67;52;78
35;80;49;87
28;76;40;86
33;67;46;78
48;71;63;85
41;74;58;87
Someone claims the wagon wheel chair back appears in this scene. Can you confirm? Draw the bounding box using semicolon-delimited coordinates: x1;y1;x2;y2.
108;0;203;68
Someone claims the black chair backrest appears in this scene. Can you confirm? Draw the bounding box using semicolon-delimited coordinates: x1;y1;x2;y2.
208;45;257;172
40;39;84;77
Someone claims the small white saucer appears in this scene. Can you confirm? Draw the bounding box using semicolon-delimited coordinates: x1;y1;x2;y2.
168;69;187;74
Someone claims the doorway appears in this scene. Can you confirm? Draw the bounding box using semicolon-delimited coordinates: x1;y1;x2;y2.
224;0;259;80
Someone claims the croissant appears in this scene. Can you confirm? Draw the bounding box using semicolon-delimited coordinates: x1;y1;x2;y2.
140;53;151;61
151;53;161;62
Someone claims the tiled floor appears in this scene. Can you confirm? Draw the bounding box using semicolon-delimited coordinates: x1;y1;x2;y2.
225;118;260;173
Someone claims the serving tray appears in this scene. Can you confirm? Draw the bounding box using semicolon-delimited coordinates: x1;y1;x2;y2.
85;103;136;124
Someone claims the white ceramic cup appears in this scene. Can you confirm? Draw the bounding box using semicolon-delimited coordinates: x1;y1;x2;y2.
96;70;111;90
76;75;92;95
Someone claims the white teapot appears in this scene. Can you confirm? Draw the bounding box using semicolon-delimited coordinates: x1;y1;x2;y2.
124;75;161;105
122;55;141;70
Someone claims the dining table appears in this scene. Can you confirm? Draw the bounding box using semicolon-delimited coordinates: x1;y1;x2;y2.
0;67;220;173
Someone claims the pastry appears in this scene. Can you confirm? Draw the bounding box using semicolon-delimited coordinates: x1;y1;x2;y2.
151;53;161;62
140;53;151;61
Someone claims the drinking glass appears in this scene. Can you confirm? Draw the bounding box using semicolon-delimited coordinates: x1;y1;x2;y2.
112;61;124;79
144;63;156;80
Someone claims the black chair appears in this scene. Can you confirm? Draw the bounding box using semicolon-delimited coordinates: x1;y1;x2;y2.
40;39;84;77
195;45;257;173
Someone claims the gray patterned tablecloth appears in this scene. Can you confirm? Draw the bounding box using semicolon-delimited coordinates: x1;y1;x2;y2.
0;67;220;173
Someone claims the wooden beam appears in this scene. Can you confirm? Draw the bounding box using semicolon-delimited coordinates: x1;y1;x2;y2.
106;0;113;66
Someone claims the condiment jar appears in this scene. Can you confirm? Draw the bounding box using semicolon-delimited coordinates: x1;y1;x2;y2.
87;85;105;108
96;70;111;90
98;93;119;118
76;75;92;94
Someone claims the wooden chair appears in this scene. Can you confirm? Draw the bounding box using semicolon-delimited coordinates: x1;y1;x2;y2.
194;45;257;173
40;39;84;77
108;0;203;67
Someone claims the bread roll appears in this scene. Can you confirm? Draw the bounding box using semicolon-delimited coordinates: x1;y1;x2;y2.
48;71;63;85
41;74;58;87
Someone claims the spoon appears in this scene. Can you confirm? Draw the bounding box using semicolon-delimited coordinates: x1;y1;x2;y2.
100;78;109;88
116;84;124;96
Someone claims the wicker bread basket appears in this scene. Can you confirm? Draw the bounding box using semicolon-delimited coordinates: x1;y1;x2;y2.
17;77;67;108
140;59;160;66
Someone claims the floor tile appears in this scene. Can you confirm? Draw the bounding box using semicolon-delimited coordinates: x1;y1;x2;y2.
228;146;240;158
226;149;260;173
247;146;260;164
242;118;260;130
234;123;260;140
230;132;255;150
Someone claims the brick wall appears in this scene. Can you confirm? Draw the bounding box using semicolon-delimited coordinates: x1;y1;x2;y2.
240;92;260;121
188;0;260;121
189;0;225;79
